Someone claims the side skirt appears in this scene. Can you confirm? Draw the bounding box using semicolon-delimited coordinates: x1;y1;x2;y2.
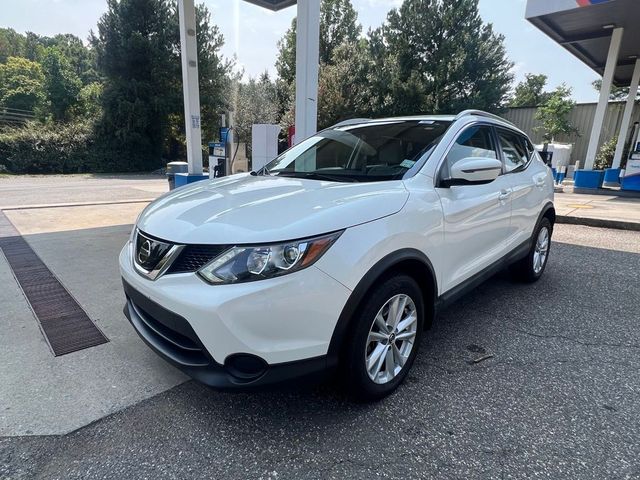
434;239;531;312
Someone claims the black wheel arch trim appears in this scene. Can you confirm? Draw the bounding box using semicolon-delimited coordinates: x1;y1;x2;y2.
326;248;437;369
534;202;556;243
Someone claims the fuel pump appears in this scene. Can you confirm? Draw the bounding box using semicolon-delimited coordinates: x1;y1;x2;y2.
209;123;230;179
622;121;640;191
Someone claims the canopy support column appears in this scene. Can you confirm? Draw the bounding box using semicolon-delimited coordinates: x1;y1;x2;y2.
178;0;203;175
584;27;623;170
613;58;640;169
294;0;320;145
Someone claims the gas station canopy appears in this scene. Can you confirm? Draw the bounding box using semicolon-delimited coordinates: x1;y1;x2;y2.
526;0;640;87
243;0;297;11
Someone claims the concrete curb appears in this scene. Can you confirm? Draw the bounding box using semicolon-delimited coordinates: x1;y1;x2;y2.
557;215;640;232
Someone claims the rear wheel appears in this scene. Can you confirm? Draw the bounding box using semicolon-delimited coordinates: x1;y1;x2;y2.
511;218;552;283
343;275;424;401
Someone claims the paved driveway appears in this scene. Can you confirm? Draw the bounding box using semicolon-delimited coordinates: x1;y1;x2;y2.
2;224;639;479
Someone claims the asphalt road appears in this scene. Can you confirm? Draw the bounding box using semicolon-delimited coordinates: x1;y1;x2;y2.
2;225;639;480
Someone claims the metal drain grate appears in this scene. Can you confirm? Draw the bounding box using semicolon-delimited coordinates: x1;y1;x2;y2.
0;212;108;356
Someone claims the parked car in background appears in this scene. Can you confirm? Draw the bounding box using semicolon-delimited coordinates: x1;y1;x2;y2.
120;110;555;401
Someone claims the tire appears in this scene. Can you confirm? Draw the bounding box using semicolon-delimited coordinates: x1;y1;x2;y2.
510;217;552;283
343;274;424;402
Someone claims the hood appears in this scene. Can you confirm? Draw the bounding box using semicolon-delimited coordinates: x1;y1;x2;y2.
137;174;409;244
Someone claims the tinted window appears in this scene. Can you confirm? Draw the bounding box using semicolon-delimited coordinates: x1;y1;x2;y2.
498;130;529;173
442;125;497;179
265;120;451;183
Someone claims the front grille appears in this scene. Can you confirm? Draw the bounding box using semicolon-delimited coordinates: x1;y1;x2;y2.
167;244;230;274
135;231;173;272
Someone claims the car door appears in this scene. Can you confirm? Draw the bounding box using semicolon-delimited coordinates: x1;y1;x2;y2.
435;124;513;293
496;128;548;249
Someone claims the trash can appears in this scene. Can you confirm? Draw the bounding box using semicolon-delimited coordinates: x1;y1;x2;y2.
166;161;188;190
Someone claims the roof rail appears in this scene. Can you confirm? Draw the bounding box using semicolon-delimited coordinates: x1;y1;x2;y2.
332;118;371;128
454;110;516;127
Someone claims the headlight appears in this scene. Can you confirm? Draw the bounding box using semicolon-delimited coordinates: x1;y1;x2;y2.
197;231;343;284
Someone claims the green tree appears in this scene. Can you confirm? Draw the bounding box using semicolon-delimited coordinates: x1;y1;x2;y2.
510;73;551;107
378;0;513;115
0;28;26;63
93;0;177;171
193;4;231;145
72;82;104;119
592;79;640;101
276;0;361;86
0;57;45;112
317;40;373;127
46;34;98;85
535;84;577;143
275;0;361;122
41;47;82;122
594;135;617;170
233;73;279;152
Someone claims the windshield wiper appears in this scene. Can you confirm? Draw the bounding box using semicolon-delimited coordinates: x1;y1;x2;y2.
277;172;359;183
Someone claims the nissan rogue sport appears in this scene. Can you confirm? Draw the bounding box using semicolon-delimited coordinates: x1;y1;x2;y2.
120;110;555;401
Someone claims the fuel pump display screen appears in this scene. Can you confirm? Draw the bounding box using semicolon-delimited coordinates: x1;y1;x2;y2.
213;146;225;157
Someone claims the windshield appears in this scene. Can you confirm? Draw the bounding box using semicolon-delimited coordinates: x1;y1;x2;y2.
263;120;451;183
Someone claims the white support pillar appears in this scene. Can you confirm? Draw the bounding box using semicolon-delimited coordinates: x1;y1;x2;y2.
612;58;640;169
584;27;624;170
178;0;203;175
294;0;320;145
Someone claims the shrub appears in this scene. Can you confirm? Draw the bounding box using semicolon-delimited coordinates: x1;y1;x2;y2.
594;136;617;171
0;120;96;174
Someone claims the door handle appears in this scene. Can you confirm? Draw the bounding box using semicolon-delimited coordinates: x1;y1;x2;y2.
498;190;511;201
535;177;546;188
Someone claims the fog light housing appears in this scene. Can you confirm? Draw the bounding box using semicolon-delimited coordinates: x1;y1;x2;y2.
224;354;268;382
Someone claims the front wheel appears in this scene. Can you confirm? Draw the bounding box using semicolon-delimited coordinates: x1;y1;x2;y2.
511;218;552;283
343;275;424;402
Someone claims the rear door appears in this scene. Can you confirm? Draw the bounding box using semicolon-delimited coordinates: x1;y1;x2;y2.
496;128;548;249
435;124;513;293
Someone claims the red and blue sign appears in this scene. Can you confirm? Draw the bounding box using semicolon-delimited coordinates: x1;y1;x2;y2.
576;0;612;6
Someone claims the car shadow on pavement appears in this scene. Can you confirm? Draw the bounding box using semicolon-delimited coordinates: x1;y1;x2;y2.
2;240;640;480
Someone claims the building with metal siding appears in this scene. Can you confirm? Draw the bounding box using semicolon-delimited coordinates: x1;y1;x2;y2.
503;101;640;165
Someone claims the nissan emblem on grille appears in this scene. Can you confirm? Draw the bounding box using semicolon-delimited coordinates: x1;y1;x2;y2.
135;232;174;273
138;239;152;265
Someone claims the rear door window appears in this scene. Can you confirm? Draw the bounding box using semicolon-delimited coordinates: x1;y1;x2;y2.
497;129;529;173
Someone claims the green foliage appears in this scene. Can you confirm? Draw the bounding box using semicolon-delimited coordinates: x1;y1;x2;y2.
233;73;279;147
378;0;513;114
0;57;46;112
276;0;514;127
276;0;361;86
594;135;618;171
41;47;83;122
92;0;179;171
592;80;640;102
276;0;361;121
0;120;95;174
535;84;577;142
0;28;27;63
72;82;104;120
510;74;551;107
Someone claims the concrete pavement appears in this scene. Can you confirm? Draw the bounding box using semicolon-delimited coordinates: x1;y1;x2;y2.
0;175;183;436
555;190;640;230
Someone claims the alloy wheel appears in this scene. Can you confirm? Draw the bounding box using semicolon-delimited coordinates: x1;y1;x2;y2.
533;226;550;274
365;294;418;385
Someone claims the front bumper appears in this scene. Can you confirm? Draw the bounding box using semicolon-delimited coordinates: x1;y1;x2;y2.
119;241;352;388
123;281;329;389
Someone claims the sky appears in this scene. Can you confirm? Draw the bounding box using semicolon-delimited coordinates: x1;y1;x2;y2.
0;0;601;103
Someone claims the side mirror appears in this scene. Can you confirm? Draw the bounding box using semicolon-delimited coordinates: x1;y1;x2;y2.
446;157;502;186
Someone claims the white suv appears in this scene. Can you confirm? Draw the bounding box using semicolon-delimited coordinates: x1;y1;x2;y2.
120;110;555;400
